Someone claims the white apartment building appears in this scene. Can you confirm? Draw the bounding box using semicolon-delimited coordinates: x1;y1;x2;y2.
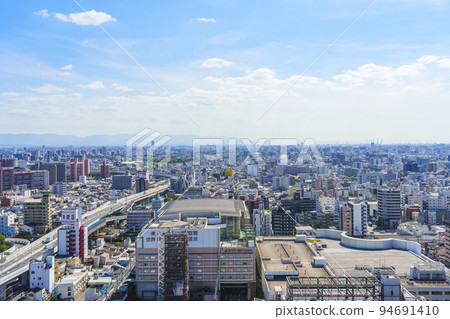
238;187;258;199
55;267;89;300
253;209;272;237
57;220;88;263
29;256;55;293
0;210;17;236
348;201;368;237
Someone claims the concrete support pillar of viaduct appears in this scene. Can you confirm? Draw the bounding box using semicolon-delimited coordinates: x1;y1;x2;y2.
20;271;29;286
0;283;7;301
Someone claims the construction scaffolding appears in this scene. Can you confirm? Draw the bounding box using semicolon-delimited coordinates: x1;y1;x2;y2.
157;233;165;301
163;232;189;301
286;276;381;301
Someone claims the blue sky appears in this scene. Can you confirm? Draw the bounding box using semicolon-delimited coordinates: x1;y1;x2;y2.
0;0;449;143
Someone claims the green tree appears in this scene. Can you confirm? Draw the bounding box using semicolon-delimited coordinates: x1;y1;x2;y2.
0;234;9;252
375;217;385;229
115;242;123;247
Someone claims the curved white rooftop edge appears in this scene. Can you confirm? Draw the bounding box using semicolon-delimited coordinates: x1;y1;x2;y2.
315;229;422;255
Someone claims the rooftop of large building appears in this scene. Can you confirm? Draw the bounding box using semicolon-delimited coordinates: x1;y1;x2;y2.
317;238;425;275
159;198;248;219
257;239;328;276
148;217;210;230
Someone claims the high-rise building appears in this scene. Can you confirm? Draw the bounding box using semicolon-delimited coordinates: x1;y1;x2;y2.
444;222;450;267
31;163;58;185
0;211;17;236
135;171;149;193
100;161;110;178
14;170;49;189
112;175;133;190
70;158;84;182
339;204;353;235
69;155;89;182
0;158;17;168
253;209;272;236
127;206;154;231
0;167;14;192
271;206;296;236
23;194;52;234
135;218;256;301
58;210;87;263
151;195;164;213
348;200;368;237
280;195;316;214
377;189;402;228
55;163;66;182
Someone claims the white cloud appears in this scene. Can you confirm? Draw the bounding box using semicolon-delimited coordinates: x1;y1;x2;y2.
201;58;235;69
437;58;450;68
333;61;425;86
34;9;50;17
54;10;116;26
29;84;65;94
418;55;440;64
194;18;216;23
61;64;73;71
78;81;104;89
112;83;133;92
418;55;450;68
0;92;21;97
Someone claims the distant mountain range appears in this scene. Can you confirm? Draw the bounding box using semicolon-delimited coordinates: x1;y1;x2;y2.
0;134;203;147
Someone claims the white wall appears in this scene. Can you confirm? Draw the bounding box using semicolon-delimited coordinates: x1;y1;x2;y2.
316;229;422;254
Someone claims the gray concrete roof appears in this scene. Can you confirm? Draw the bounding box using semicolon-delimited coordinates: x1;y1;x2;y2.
160;198;247;219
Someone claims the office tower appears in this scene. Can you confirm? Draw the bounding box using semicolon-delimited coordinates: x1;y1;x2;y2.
271;206;296;236
23;194;52;234
280;193;316;214
0;167;14;192
377;189;402;228
55;162;66;182
112;175;133;190
100;161;110;178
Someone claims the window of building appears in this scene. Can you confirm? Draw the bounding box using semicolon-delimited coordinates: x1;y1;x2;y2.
431;291;442;295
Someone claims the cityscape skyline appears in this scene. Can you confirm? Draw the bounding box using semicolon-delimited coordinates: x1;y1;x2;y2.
1;0;450;309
